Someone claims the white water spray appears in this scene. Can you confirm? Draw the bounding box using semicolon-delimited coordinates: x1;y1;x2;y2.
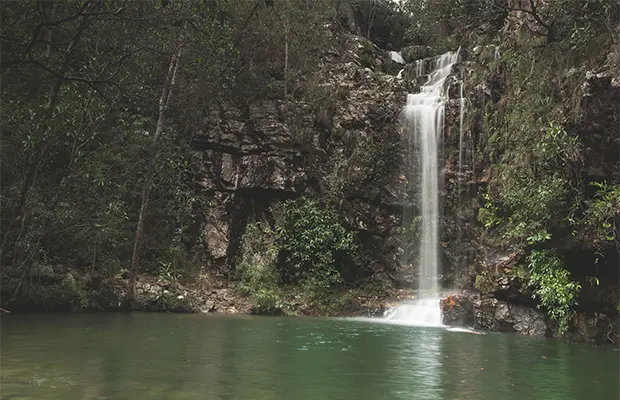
389;51;406;64
386;50;460;327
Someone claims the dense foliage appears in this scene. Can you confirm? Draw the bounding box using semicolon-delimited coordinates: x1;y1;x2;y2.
1;0;618;333
0;0;339;309
527;250;582;334
467;0;619;332
237;223;283;314
278;197;357;296
238;198;357;313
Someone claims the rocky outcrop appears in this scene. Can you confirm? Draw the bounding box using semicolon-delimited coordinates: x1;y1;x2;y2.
564;312;620;344
432;10;620;344
400;45;434;63
440;291;619;344
440;294;475;327
190;33;409;282
473;298;548;336
441;293;547;337
573;69;620;182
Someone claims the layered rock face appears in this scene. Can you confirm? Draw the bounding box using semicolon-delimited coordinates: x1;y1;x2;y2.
441;292;619;344
436;38;620;344
191;32;410;282
189;18;619;343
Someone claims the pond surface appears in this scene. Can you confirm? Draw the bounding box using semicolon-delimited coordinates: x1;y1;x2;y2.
1;313;618;400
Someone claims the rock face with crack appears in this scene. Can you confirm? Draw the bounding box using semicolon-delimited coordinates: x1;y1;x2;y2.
183;16;620;343
190;33;410;282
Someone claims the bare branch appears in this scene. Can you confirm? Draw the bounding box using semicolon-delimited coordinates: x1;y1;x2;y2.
491;0;552;36
233;1;263;49
24;0;117;55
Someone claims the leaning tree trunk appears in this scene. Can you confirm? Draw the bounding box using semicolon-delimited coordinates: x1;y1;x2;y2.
125;28;186;308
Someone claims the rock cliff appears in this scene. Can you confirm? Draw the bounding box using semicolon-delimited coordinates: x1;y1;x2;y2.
187;15;619;343
191;32;410;283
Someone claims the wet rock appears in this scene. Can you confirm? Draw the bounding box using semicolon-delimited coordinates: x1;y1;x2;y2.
473;298;548;337
382;58;405;75
94;282;124;310
564;312;619;345
441;294;475;327
201;300;216;313
471;45;501;62
400;45;434;63
401;57;435;82
509;306;548;336
249;304;284;316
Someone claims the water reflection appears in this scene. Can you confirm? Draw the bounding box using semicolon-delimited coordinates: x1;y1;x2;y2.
390;327;444;399
1;314;618;400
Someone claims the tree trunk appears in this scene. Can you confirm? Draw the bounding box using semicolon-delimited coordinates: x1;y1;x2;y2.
283;0;290;99
125;27;186;308
284;27;289;98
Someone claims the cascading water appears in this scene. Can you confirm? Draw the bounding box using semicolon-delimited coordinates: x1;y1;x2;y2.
386;51;460;327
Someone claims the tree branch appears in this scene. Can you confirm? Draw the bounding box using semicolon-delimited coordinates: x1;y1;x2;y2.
24;0;119;55
233;1;262;48
492;0;551;35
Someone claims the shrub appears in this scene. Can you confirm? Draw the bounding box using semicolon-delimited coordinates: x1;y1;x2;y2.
527;249;581;335
277;197;357;306
350;0;411;49
474;272;497;295
14;280;89;312
580;181;620;250
237;223;284;314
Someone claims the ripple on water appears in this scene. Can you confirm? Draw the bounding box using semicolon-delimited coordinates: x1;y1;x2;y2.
1;314;618;400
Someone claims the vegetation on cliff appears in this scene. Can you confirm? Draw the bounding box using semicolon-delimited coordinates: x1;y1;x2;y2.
1;0;618;339
0;0;389;312
464;0;619;334
0;0;333;310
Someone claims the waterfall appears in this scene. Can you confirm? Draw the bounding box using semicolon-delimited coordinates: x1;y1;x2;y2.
412;59;425;82
386;50;460;327
389;51;406;64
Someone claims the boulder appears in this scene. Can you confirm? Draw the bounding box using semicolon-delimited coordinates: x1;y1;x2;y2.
400;45;434;63
201;300;216;313
473;298;548;337
61;273;76;288
441;294;475;327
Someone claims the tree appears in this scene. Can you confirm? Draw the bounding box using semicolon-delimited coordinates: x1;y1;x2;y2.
0;0;235;305
125;21;187;307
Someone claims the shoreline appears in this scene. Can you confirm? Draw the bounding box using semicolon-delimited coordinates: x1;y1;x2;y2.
2;272;617;346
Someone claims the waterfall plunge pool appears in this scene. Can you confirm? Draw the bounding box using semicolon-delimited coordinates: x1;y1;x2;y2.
1;313;618;400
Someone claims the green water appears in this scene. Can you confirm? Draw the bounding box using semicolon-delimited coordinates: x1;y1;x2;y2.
1;314;618;400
